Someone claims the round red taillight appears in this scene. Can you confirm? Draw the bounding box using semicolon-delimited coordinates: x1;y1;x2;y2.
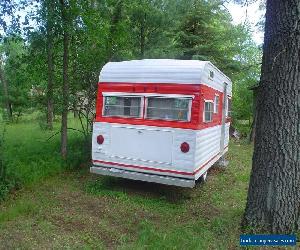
180;142;190;153
97;135;104;144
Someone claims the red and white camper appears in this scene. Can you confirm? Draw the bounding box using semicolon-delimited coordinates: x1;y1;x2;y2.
91;59;232;187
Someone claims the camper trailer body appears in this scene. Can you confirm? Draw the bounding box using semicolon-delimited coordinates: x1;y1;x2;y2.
91;59;232;187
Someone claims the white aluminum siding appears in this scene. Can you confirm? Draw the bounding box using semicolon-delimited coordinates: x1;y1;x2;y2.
99;59;232;96
92;122;196;178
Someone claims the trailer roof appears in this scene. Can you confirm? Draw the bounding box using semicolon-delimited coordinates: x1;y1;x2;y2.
99;59;232;86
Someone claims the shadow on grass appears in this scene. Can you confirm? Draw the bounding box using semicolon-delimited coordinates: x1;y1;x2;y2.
85;176;194;205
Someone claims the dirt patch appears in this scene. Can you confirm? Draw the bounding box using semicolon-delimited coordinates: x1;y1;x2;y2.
208;166;226;175
46;214;87;232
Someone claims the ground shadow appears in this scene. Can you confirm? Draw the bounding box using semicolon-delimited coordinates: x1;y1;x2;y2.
87;175;197;204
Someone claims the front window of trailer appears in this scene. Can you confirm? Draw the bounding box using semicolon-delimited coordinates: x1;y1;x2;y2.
103;96;142;118
146;97;191;121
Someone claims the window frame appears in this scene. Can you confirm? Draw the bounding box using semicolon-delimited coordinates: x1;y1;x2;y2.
226;96;232;118
102;94;144;119
214;94;219;114
203;100;214;123
144;95;193;122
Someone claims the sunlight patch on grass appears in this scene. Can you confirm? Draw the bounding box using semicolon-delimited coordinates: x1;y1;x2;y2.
3;119;88;187
0;200;38;223
85;178;187;215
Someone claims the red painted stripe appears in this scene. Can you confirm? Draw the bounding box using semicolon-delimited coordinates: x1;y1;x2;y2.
92;159;194;176
92;145;229;177
98;82;202;94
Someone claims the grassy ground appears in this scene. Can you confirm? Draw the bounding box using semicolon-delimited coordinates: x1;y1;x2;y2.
0;118;258;249
1;116;89;187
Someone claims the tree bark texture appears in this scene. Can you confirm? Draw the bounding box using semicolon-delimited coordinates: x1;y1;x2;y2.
60;0;70;159
0;60;12;120
46;0;55;130
242;0;300;233
249;87;258;143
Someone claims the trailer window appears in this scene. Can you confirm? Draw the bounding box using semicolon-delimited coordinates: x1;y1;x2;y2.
146;97;191;121
204;101;213;122
227;97;232;117
214;95;219;113
103;96;142;118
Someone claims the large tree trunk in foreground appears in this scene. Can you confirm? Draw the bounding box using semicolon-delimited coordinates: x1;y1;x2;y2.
60;0;70;159
46;0;55;130
0;61;12;120
242;1;300;233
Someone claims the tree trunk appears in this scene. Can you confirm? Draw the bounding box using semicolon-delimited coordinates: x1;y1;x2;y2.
107;0;123;60
0;60;12;120
242;1;300;233
140;12;146;59
249;111;256;143
249;87;258;143
73;101;78;118
60;0;70;159
46;0;54;130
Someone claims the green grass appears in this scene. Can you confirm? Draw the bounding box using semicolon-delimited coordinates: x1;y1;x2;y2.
1;115;89;188
0;117;258;249
0;199;38;223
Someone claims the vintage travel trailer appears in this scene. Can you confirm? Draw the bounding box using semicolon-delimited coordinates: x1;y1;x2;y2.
91;59;232;187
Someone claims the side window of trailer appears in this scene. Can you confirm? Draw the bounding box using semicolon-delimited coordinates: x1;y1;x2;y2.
204;101;213;122
146;97;191;121
227;97;232;117
214;95;219;113
103;95;142;118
